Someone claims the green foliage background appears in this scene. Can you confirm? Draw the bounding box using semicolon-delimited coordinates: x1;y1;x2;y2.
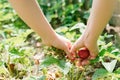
0;0;92;29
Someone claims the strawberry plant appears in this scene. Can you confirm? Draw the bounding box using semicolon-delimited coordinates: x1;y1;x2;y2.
0;21;120;80
0;0;120;80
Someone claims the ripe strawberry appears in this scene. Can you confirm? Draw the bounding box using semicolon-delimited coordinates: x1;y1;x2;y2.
78;48;90;59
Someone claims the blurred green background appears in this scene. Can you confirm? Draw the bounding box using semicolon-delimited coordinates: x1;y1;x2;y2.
0;0;92;29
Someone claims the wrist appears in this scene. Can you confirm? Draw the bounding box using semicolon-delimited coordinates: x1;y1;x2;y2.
82;31;97;46
42;32;58;45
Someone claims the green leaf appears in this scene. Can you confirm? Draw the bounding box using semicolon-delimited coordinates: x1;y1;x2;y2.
41;56;58;67
92;68;108;80
5;29;33;46
102;60;117;73
41;56;71;75
83;11;90;19
29;76;36;80
9;47;25;56
111;49;120;54
0;66;7;74
99;49;106;56
70;23;86;34
20;57;30;66
0;61;3;66
57;60;66;69
61;62;72;75
114;68;120;74
106;42;113;47
38;75;46;80
65;32;76;41
106;34;114;38
90;56;99;64
55;26;69;34
104;52;120;61
41;56;66;69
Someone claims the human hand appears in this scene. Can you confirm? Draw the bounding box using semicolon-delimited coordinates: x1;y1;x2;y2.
42;34;74;59
70;34;99;66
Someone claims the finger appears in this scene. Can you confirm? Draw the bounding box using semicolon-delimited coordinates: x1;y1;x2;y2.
65;41;72;53
66;41;72;50
70;41;84;53
64;45;70;54
85;43;98;58
65;51;76;61
75;58;82;67
65;41;77;60
81;59;90;66
89;47;99;60
65;46;75;60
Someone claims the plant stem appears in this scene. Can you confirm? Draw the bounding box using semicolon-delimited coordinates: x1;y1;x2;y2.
7;55;13;75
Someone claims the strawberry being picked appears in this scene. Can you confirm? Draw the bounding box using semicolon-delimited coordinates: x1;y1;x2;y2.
77;48;90;59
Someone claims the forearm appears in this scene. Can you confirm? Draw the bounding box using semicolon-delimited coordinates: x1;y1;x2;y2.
8;0;56;40
86;0;116;41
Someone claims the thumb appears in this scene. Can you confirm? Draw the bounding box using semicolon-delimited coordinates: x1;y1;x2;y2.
89;47;99;60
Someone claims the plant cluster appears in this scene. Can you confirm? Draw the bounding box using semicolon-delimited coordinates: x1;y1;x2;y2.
0;0;120;80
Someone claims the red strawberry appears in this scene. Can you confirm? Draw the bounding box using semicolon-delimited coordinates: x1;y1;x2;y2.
78;48;90;59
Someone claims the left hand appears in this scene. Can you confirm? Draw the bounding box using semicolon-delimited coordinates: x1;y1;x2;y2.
42;34;74;59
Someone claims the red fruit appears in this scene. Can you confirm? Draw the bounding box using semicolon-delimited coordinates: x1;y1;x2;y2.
78;48;90;59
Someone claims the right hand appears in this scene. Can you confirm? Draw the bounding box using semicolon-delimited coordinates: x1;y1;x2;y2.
71;34;99;66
